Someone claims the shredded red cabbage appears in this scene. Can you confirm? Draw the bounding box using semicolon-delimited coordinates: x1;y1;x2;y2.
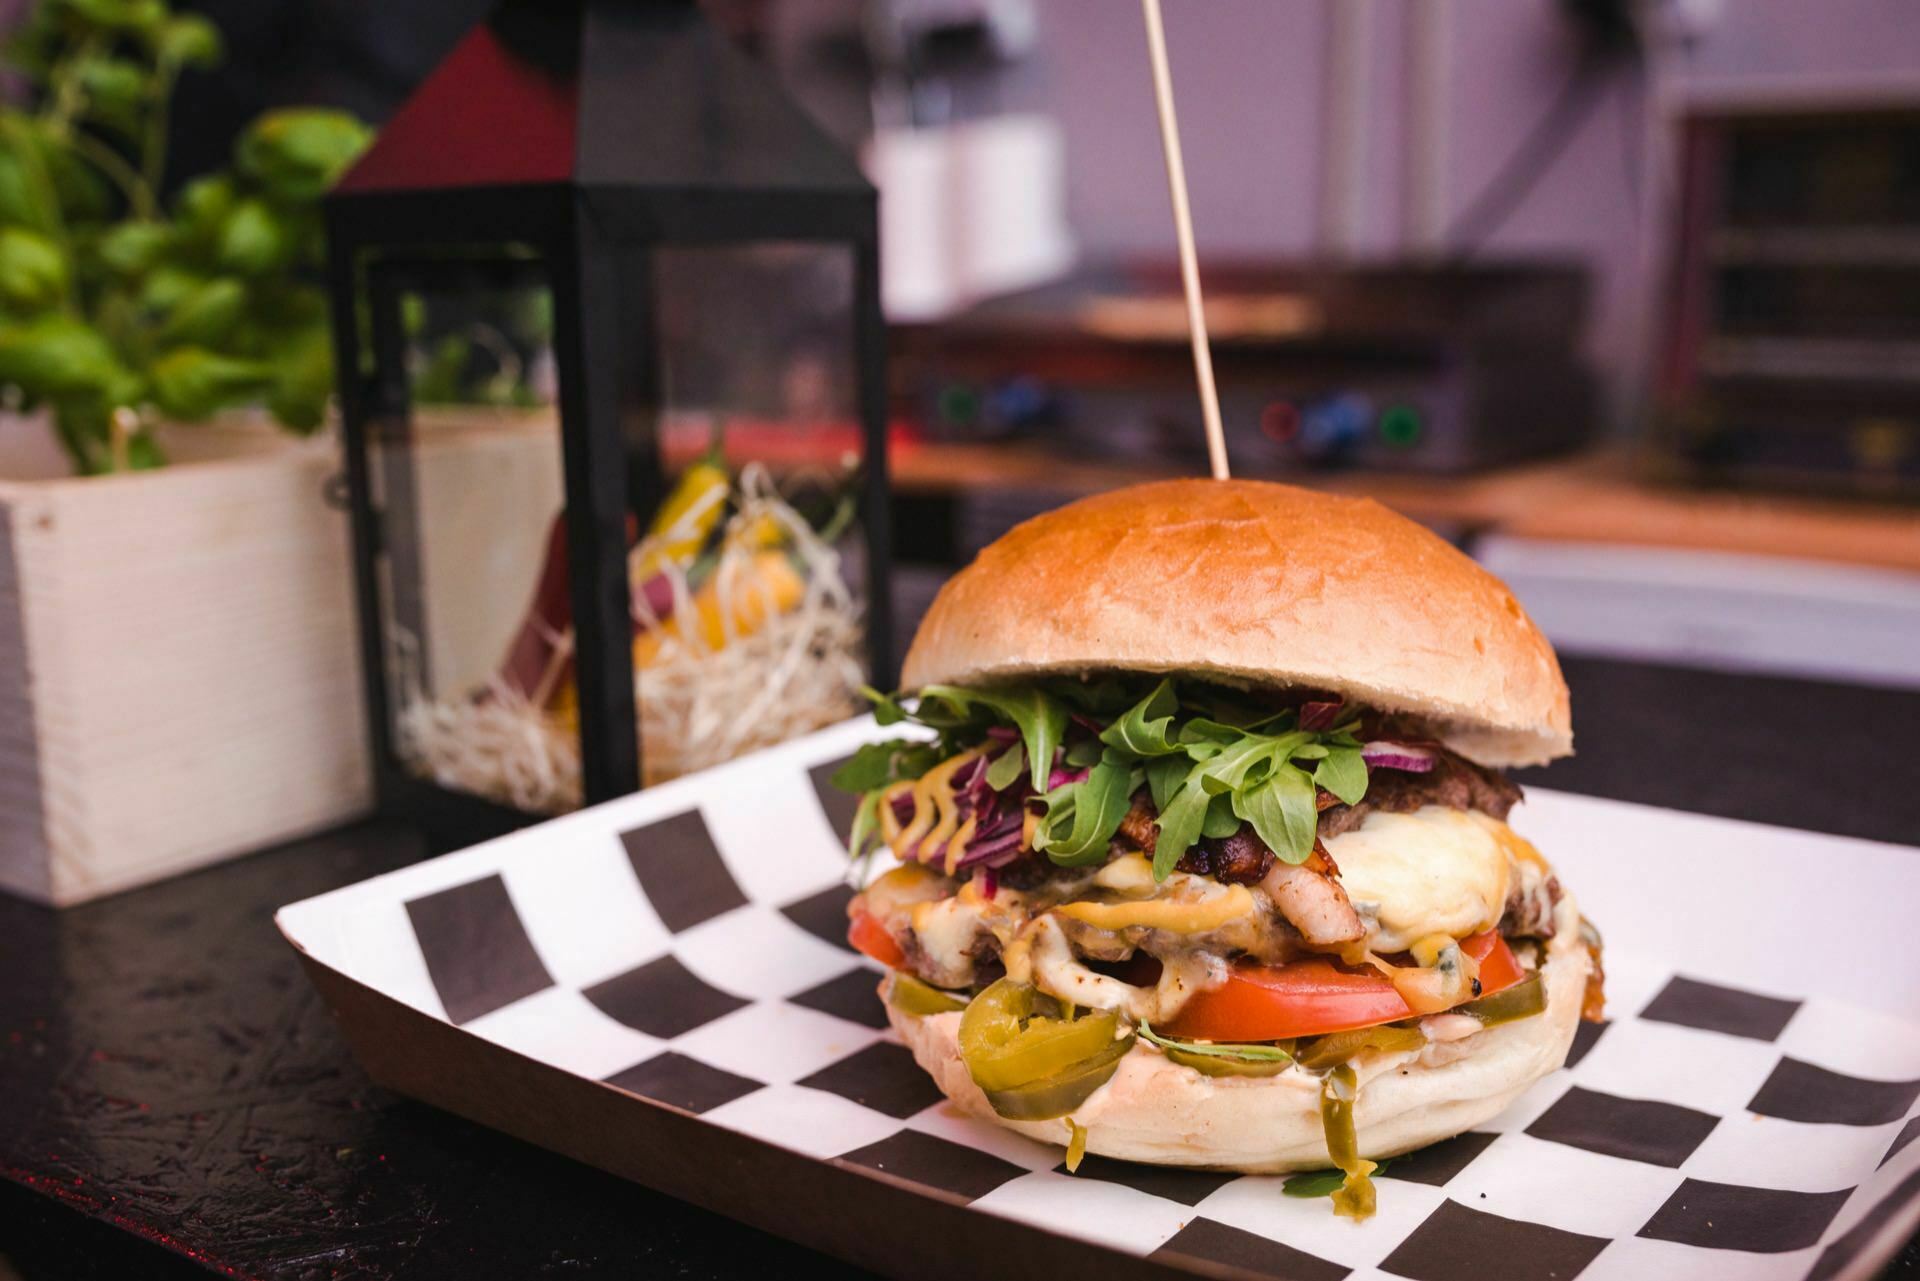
1048;765;1090;790
1299;699;1344;731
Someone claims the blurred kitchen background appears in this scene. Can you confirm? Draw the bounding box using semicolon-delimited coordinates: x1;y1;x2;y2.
3;0;1918;874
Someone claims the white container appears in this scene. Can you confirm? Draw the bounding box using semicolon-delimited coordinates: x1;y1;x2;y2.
0;414;372;904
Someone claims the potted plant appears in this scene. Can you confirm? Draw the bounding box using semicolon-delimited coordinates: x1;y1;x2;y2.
0;0;377;904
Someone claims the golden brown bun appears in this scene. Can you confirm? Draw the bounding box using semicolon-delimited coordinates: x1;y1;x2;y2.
901;478;1571;767
889;893;1588;1171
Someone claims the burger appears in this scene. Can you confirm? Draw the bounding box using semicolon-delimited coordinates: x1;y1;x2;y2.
835;479;1604;1217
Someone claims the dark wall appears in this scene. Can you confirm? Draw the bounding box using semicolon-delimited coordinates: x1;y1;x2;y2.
163;0;491;192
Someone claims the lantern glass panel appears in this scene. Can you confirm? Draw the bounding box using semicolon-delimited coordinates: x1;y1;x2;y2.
632;240;871;786
367;263;582;815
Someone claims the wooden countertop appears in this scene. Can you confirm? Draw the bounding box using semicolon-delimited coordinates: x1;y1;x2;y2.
889;442;1920;574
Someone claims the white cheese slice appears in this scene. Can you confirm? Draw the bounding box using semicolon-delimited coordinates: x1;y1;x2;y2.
1324;807;1513;953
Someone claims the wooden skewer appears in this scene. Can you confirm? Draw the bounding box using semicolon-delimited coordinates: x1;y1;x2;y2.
1140;0;1229;481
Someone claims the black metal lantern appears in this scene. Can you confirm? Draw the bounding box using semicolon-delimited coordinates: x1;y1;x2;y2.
325;0;891;842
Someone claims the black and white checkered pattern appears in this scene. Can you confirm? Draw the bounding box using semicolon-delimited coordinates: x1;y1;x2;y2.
281;718;1920;1281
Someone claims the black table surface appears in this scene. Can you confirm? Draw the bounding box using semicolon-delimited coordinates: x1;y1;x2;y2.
3;654;1917;1280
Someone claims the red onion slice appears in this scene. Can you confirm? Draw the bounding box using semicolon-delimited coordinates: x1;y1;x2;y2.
1360;741;1437;772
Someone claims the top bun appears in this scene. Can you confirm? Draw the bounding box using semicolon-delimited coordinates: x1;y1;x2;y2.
901;478;1571;768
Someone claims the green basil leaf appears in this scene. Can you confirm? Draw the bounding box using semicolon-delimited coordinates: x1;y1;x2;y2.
1099;677;1182;756
0;313;129;398
984;741;1026;791
95;221;171;276
236;108;374;203
0;226;68;311
155;14;222;67
216;197;294;276
1315;745;1368;806
157;277;246;346
147;347;272;420
1037;749;1138;866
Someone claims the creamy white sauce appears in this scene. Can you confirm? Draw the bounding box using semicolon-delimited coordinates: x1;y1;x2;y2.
1324;807;1512;953
1019;915;1222;1022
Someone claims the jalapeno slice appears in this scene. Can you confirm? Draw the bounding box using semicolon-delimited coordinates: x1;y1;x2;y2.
885;973;969;1017
1318;1064;1378;1220
1458;972;1546;1027
1295;1024;1426;1072
980;1036;1132;1120
959;978;1136;1119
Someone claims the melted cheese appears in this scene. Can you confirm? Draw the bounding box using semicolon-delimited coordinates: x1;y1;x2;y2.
1093;852;1158;895
910;895;986;984
1324;807;1512;953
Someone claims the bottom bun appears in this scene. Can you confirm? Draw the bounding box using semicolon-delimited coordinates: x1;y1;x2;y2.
888;892;1588;1172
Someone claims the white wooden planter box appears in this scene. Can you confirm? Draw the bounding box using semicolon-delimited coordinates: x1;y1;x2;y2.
0;416;372;904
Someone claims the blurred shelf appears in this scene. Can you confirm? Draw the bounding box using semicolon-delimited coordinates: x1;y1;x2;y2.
888;442;1920;573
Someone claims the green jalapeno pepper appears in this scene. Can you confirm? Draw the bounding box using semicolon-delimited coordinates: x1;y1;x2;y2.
1294;1024;1426;1072
959;978;1136;1120
1458;972;1546;1027
885;973;969;1017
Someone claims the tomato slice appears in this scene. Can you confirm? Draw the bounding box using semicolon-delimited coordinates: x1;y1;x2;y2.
1157;931;1526;1042
1159;957;1406;1040
847;908;906;968
1462;929;1525;998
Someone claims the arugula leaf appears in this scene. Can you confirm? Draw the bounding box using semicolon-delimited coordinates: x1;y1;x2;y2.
1064;738;1104;769
861;685;912;726
1036;749;1140;865
1137;1022;1293;1062
1282;1159;1393;1198
1201;792;1241;839
1146;754;1191;813
1315;744;1368;806
1234;762;1319;864
846;789;881;864
984;740;1026;791
1178;718;1243;748
1099;677;1183;756
1151;769;1214;879
920;684;1067;793
1046;676;1139;718
830;738;934;793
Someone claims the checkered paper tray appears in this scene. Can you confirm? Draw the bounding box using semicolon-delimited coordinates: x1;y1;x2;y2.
277;718;1920;1281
